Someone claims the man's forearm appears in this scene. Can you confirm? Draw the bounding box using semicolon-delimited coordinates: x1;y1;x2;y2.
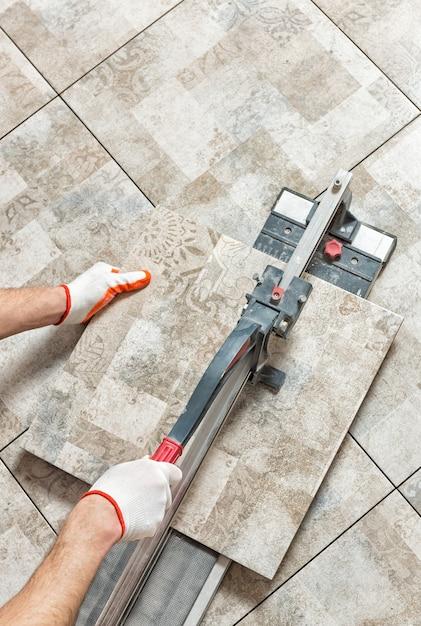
0;286;66;339
0;496;120;626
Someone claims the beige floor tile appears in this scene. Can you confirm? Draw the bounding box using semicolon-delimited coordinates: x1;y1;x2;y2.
239;491;421;625
316;0;421;107
0;0;181;91
345;117;421;484
0;434;87;532
25;209;401;577
0;29;54;137
400;469;421;514
204;436;393;624
0;99;153;449
0;460;55;604
63;0;417;244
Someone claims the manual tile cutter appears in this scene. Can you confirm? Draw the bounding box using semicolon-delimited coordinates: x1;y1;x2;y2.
76;170;396;626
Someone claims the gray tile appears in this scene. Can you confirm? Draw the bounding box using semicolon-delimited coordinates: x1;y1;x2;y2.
0;99;153;449
63;0;417;244
1;433;87;532
400;469;421;515
316;0;421;107
240;491;421;625
0;0;181;91
0;460;55;604
0;29;54;137
347;117;421;484
203;434;392;625
25;214;401;578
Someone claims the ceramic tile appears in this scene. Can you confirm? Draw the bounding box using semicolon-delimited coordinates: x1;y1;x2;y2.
240;491;421;625
0;0;181;91
0;29;54;137
0;99;153;449
203;435;392;625
63;0;417;244
0;460;55;604
316;0;421;107
344;117;421;484
400;469;421;515
1;434;87;532
25;216;401;577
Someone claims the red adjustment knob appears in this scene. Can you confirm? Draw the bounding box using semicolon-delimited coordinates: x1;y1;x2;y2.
151;437;183;463
271;286;284;303
324;239;343;262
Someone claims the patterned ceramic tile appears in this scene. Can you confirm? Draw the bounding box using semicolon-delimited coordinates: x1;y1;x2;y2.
0;29;54;138
0;1;181;91
62;0;417;244
25;211;401;577
240;491;421;625
1;433;87;532
400;469;421;515
316;0;421;107
203;435;393;625
0;99;153;449
344;117;421;485
0;460;55;604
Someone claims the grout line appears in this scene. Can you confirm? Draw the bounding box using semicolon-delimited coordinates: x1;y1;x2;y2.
348;114;421;172
396;465;421;518
0;96;59;142
59;0;186;95
309;0;421;112
59;95;156;207
1;458;57;535
349;432;396;488
349;439;420;521
0;25;58;93
396;465;421;488
312;113;421;201
0;24;156;208
396;488;421;519
0;427;29;454
234;487;396;624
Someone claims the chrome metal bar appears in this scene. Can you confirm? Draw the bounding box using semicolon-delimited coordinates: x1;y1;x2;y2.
96;349;255;625
279;169;352;290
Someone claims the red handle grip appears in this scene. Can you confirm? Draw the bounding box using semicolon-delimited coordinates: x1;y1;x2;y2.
151;437;183;463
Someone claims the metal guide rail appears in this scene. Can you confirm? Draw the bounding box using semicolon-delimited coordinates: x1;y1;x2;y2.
77;171;396;626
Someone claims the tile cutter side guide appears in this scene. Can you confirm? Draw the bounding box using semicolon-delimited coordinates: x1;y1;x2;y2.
77;170;397;626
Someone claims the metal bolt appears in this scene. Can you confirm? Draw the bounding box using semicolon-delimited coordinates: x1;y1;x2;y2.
333;178;341;191
298;294;307;304
278;320;289;333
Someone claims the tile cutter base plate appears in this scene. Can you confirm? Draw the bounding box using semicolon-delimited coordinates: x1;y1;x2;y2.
76;172;396;626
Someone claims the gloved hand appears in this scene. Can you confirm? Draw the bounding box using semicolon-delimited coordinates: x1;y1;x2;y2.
82;457;182;541
56;261;151;325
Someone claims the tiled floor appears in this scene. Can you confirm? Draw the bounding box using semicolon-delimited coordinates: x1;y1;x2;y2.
23;213;401;578
0;0;420;622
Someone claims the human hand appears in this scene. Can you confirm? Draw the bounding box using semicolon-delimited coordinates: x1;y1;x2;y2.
56;261;151;325
82;457;182;541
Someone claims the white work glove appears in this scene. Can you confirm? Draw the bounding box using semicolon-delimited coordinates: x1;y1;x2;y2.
56;261;151;325
82;457;182;541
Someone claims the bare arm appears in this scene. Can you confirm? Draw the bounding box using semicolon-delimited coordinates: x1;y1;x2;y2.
0;287;66;339
0;262;151;340
0;496;120;626
0;458;181;626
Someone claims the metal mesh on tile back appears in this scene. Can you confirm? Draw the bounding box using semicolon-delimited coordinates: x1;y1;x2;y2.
124;532;218;625
76;532;218;626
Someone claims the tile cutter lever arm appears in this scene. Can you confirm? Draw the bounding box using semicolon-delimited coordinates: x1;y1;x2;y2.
95;170;353;626
151;169;352;462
